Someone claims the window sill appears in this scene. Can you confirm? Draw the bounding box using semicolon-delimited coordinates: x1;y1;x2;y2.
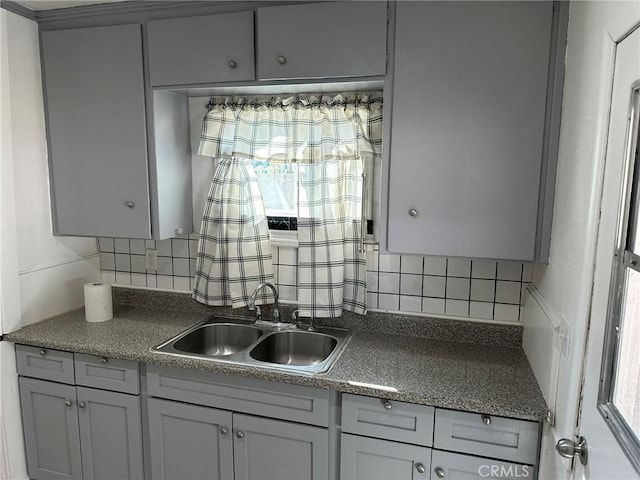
269;230;298;248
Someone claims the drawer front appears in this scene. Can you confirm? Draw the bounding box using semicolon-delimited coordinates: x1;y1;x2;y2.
434;409;539;465
75;353;139;394
146;364;329;427
16;345;74;384
431;449;535;480
342;394;434;446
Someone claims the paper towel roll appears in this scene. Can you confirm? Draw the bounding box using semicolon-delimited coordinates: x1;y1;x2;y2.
84;282;113;323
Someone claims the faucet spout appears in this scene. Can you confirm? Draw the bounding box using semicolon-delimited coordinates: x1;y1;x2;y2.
248;282;281;324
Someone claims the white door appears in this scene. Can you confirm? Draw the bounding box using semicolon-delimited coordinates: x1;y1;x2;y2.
571;25;640;480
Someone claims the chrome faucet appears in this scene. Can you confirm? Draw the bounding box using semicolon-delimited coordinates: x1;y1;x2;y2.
248;282;281;324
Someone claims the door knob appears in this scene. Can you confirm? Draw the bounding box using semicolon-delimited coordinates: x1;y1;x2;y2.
381;399;392;410
228;59;237;68
415;462;426;474
78;402;86;408
236;431;245;439
278;55;287;64
408;208;418;217
434;466;445;478
556;436;588;465
219;427;228;435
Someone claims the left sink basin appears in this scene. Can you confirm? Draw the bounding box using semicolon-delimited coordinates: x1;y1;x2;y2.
172;323;263;356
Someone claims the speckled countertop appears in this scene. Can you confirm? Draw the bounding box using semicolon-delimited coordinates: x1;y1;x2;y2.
5;289;547;421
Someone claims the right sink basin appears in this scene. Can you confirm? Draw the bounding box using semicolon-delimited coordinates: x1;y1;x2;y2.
249;330;338;366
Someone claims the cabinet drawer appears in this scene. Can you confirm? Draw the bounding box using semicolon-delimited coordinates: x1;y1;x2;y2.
342;394;434;446
434;409;539;465
431;449;535;480
16;345;74;384
146;364;329;427
74;353;139;394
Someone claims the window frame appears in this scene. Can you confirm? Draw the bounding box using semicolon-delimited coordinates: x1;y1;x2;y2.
598;79;640;473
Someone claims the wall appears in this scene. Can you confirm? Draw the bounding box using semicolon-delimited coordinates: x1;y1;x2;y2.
0;9;101;479
525;1;640;478
99;236;532;323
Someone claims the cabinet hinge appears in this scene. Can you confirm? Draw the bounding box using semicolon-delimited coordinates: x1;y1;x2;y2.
545;409;555;426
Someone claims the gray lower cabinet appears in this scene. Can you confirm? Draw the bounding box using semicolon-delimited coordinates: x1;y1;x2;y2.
233;413;328;480
147;398;234;480
340;434;430;480
19;378;143;480
385;1;560;261
430;450;535;480
147;398;329;480
19;378;82;480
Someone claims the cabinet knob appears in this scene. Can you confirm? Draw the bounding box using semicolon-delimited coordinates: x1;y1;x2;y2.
228;59;237;68
125;201;135;209
277;55;287;65
415;463;426;474
408;208;418;217
481;414;491;425
220;427;228;435
100;357;108;363
381;400;392;410
39;349;46;356
79;402;86;409
64;400;72;407
434;466;445;478
236;431;245;439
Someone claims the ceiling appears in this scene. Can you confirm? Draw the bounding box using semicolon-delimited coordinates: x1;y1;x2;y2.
12;0;128;11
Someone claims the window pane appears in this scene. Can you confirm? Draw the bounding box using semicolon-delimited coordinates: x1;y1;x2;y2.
613;267;640;437
253;161;297;217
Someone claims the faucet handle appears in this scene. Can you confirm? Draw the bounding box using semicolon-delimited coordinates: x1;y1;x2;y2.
254;305;262;322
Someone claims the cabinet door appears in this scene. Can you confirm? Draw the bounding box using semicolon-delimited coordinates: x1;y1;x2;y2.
233;413;329;480
387;2;553;261
19;378;82;480
76;387;143;480
430;450;534;479
147;398;234;480
256;1;387;80
340;433;430;480
148;11;255;87
41;24;151;238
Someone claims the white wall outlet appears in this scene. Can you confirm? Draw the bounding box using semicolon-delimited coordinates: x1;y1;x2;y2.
145;249;157;271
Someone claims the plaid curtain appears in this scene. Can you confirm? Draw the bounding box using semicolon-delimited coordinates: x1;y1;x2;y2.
197;93;382;316
192;158;275;307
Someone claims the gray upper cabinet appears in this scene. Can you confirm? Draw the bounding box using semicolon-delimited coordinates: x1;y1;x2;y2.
385;1;558;261
41;24;151;238
147;11;255;87
256;1;388;80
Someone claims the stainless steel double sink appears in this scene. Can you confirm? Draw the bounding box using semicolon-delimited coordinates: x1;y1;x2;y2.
151;315;351;375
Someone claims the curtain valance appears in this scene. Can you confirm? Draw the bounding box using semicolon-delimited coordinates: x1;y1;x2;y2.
197;93;383;163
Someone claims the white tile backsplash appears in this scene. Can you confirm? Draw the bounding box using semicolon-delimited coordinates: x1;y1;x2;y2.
99;238;530;323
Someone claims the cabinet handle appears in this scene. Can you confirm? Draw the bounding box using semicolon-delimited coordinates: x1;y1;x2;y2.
39;349;46;356
100;357;108;363
125;201;135;208
415;463;426;474
481;414;491;425
277;55;287;65
408;208;418;217
381;400;392;410
220;427;228;435
78;402;86;409
434;466;445;478
64;400;72;407
228;59;237;68
236;431;245;439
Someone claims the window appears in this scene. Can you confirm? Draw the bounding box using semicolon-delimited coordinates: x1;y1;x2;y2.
599;80;640;472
